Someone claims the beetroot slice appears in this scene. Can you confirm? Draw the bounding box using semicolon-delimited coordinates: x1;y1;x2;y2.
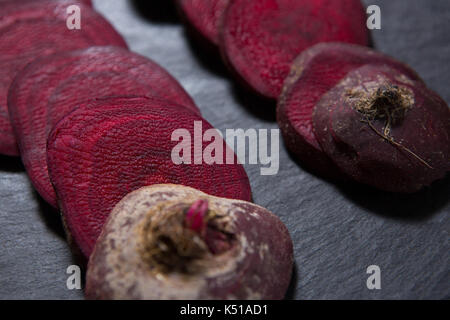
177;0;229;45
8;46;199;207
86;184;293;300
220;0;368;99
313;64;450;193
46;96;252;258
0;0;127;156
277;43;423;178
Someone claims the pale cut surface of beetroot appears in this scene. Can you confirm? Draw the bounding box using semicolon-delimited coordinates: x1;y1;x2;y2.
313;65;450;193
86;184;293;300
8;46;199;207
220;0;369;99
0;0;127;156
277;43;423;178
47;96;252;258
177;0;229;45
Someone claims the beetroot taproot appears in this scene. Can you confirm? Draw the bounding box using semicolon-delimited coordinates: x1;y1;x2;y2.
177;0;229;45
313;64;450;193
8;46;199;207
277;43;423;178
0;0;127;156
220;0;368;99
86;184;293;300
46;96;252;258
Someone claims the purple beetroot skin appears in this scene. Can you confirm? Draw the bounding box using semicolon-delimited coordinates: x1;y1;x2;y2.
277;42;423;178
0;0;127;156
313;64;450;193
46;96;252;258
86;184;293;300
8;46;199;208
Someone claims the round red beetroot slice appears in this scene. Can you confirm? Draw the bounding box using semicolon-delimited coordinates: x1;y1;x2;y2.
0;0;127;156
313;65;450;193
177;0;229;45
220;0;368;99
8;46;199;207
46;96;252;258
277;43;423;178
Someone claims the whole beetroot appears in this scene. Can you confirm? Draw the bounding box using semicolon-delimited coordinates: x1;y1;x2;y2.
313;64;450;193
86;184;293;300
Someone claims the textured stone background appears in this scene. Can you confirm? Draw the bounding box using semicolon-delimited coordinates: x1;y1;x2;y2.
0;0;448;299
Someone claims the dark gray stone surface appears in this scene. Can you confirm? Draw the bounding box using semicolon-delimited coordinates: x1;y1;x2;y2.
0;0;448;299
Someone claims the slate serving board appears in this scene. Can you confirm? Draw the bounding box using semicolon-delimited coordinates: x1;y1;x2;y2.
0;0;448;299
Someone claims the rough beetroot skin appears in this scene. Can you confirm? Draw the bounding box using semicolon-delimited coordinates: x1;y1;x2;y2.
46;96;252;258
313;64;450;193
220;0;368;99
177;0;229;45
86;184;293;300
8;46;199;208
277;43;423;178
0;0;127;156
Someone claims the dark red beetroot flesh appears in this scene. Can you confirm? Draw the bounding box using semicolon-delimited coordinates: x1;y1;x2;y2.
220;0;368;99
313;64;450;193
277;43;423;178
0;0;127;156
46;96;252;258
86;184;293;300
177;0;229;45
8;46;199;207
